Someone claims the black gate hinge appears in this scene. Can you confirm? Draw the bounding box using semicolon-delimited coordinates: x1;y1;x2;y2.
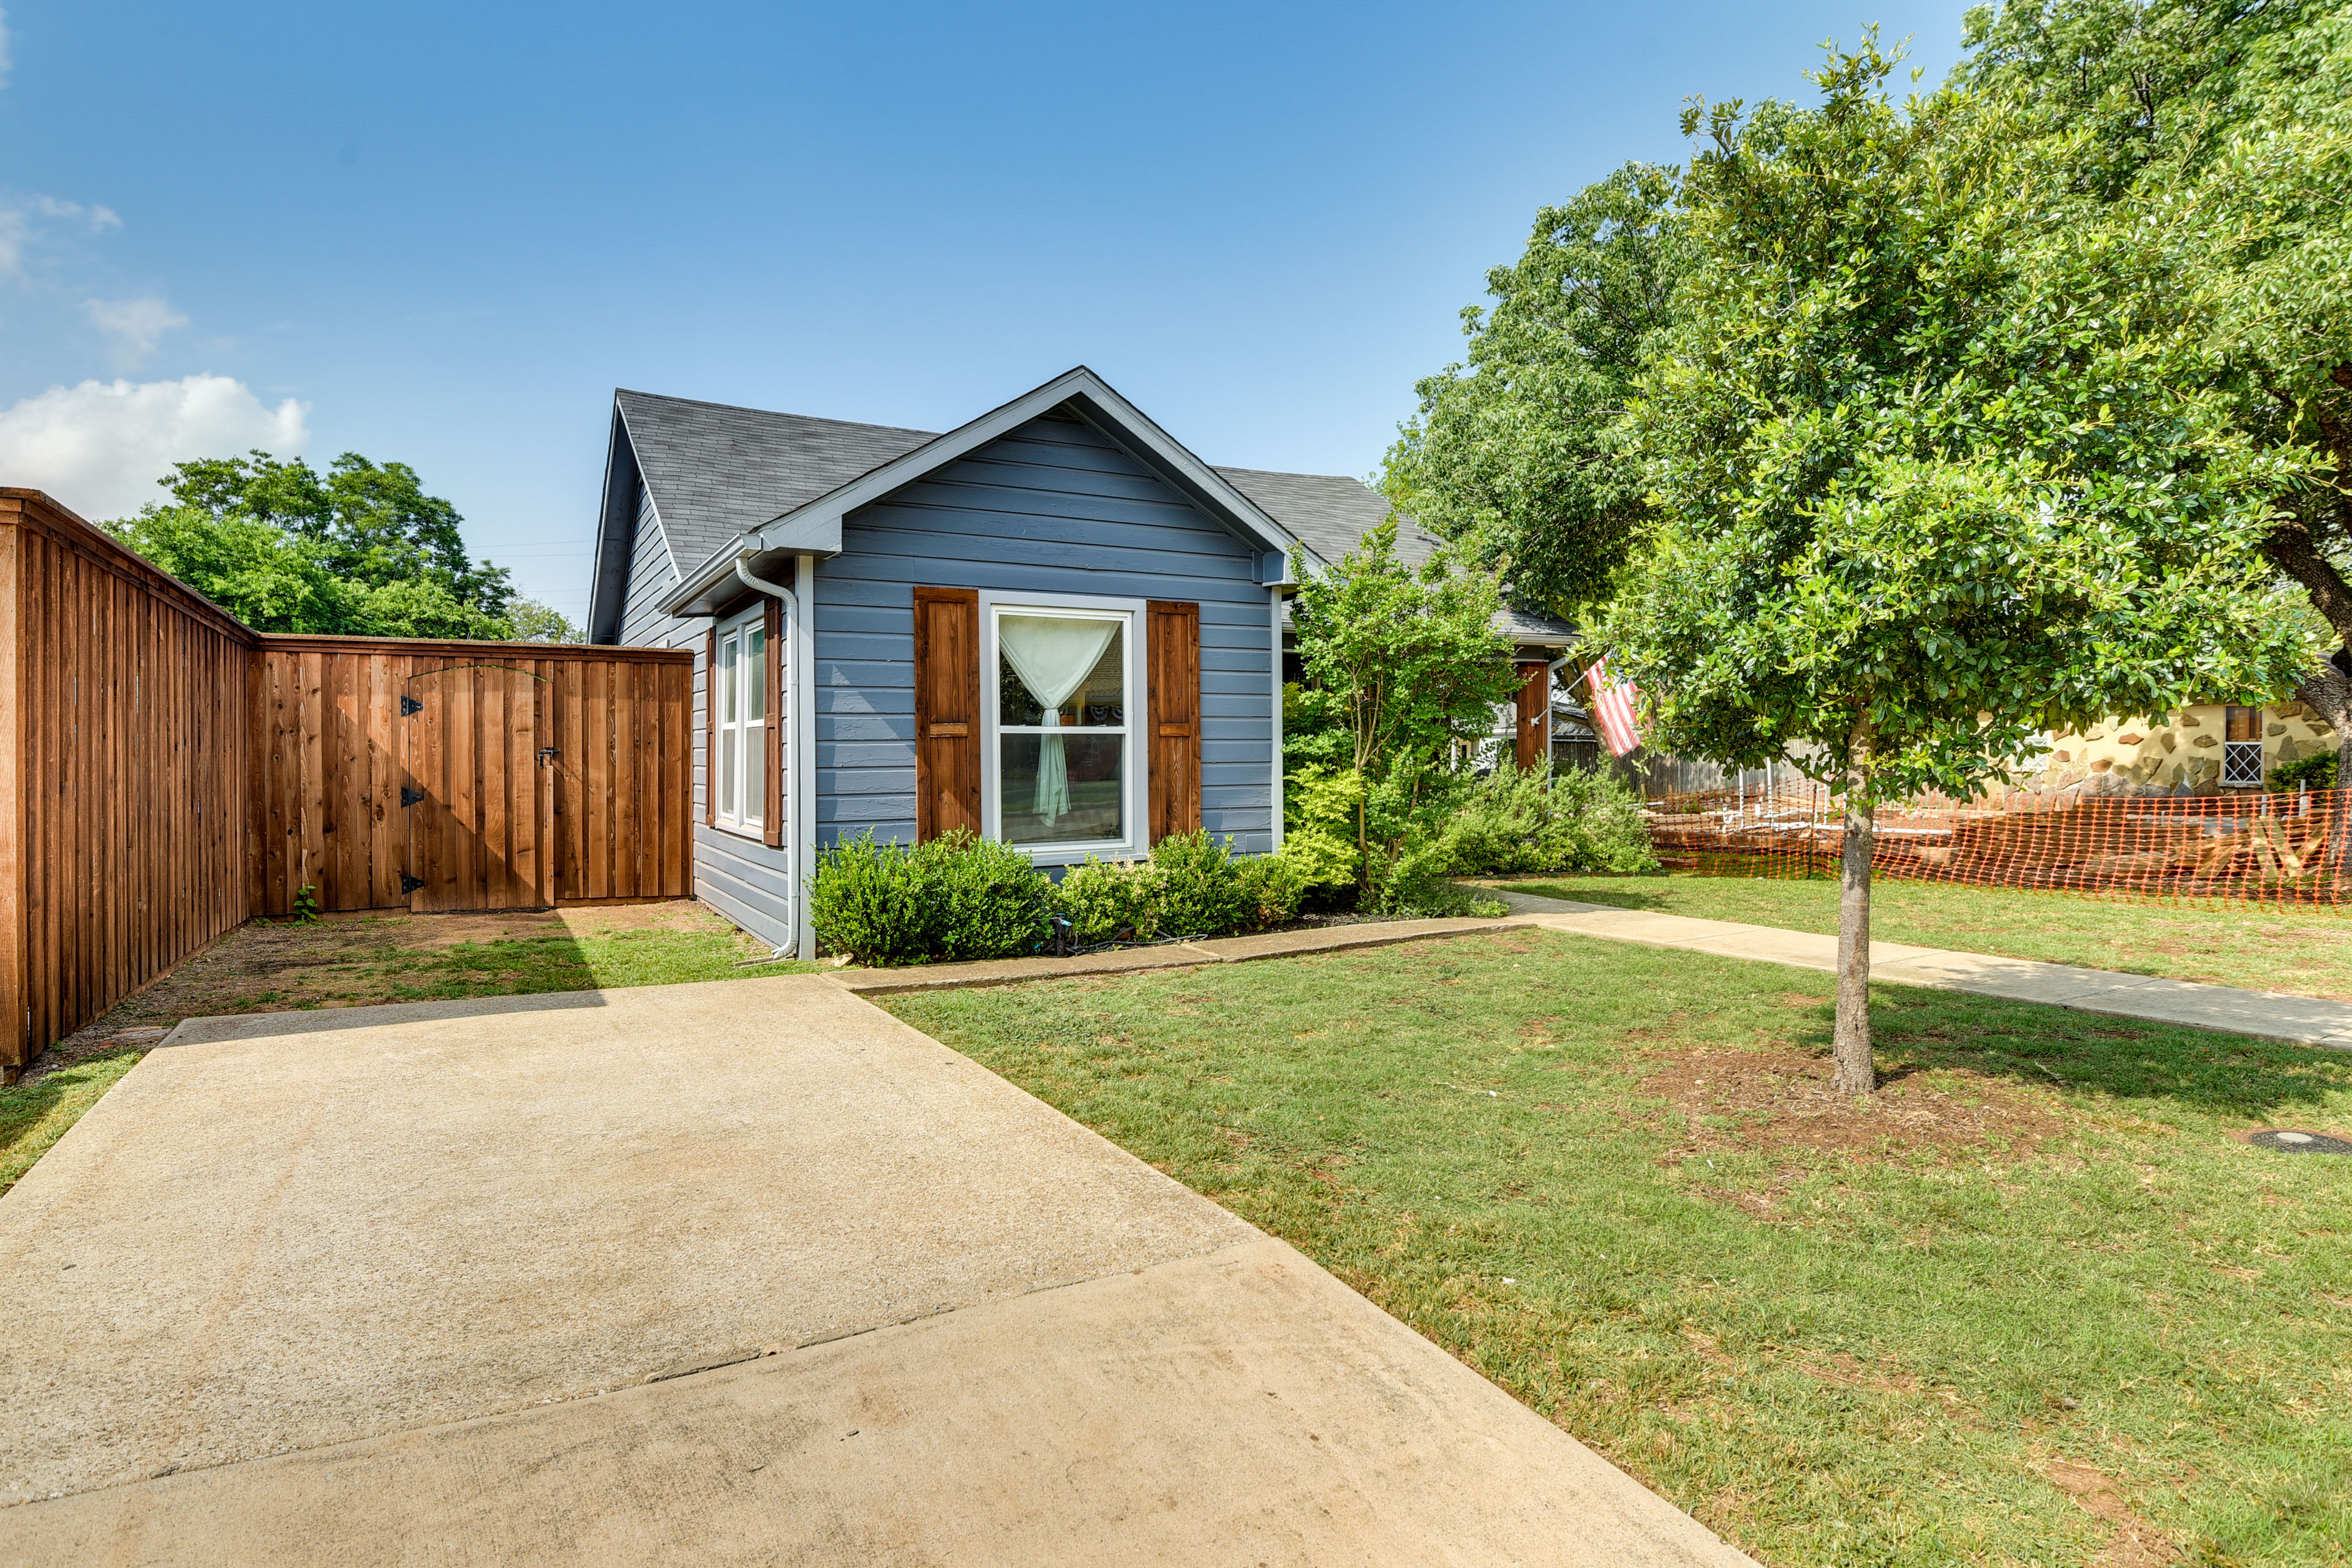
400;695;424;716
401;873;426;894
401;785;428;807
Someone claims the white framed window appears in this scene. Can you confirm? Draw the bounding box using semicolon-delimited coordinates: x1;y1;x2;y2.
981;590;1145;863
713;606;767;835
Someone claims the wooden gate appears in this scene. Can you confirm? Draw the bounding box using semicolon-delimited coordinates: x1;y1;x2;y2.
253;637;693;916
402;661;557;911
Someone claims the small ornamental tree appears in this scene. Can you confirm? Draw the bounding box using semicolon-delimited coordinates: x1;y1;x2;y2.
1286;519;1517;894
1608;38;2315;1094
1287;519;1516;778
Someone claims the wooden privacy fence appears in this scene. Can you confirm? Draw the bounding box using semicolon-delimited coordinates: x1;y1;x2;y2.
1;488;693;1076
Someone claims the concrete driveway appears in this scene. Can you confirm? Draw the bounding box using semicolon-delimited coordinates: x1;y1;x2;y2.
0;974;1753;1566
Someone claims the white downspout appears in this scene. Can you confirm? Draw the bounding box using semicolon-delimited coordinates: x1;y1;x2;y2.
734;553;806;958
1270;587;1286;851
793;553;816;963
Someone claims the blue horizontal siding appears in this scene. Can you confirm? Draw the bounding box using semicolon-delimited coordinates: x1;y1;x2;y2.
694;824;794;949
813;413;1276;856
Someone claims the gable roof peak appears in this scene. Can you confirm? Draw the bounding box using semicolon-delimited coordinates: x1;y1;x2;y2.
658;365;1305;616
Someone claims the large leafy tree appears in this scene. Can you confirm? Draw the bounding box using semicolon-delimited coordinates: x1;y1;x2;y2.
1381;164;1684;620
108;451;571;640
1608;37;2314;1093
1960;0;2352;774
144;451;513;620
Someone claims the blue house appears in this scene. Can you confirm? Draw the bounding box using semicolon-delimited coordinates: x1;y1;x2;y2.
586;366;1571;956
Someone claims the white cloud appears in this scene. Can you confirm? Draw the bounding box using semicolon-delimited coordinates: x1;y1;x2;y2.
83;295;187;364
0;192;125;282
36;196;120;232
0;375;310;521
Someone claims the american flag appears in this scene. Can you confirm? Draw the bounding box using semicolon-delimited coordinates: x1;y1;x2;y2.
1588;656;1643;758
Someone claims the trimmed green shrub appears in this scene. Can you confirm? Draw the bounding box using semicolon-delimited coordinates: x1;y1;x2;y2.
2272;750;2339;791
808;829;1051;966
813;829;1308;965
1052;836;1304;948
1237;851;1306;928
1055;856;1159;946
1144;831;1254;937
1434;762;1657;877
806;832;933;965
921;832;1055;960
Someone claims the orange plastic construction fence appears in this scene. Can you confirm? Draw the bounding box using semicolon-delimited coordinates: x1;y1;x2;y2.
1644;781;2351;906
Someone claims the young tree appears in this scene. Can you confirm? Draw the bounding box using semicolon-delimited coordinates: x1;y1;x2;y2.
1960;0;2352;780
1286;521;1517;895
1608;37;2315;1093
1287;519;1515;776
1381;164;1685;620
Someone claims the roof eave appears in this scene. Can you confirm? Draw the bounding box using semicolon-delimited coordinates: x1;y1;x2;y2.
585;400;643;644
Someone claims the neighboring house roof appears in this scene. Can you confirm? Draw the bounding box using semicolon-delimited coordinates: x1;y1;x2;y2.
588;368;1578;647
1213;467;1446;570
1215;469;1576;649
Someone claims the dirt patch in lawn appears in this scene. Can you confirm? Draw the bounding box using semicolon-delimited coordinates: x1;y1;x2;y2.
1643;1042;2067;1164
2042;1460;2183;1567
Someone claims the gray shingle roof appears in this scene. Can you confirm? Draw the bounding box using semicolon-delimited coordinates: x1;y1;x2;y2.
1212;466;1446;570
605;392;1575;646
614;389;937;572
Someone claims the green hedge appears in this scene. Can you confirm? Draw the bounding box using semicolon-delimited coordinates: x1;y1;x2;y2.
2271;750;2339;791
808;829;1307;967
1281;760;1655;915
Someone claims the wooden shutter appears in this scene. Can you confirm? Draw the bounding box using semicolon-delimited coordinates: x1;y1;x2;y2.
1147;600;1202;845
912;587;982;840
1515;662;1548;771
704;627;718;827
763;597;784;846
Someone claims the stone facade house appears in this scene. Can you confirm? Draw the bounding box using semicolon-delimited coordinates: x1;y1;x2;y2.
2032;701;2340;797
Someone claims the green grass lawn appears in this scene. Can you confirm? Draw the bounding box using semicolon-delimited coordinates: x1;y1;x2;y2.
888;930;2352;1567
0;1049;147;1192
1504;872;2352;1001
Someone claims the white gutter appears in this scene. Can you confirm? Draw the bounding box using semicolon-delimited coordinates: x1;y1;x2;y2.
733;554;814;959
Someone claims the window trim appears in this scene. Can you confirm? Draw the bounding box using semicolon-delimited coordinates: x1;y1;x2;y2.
711;603;767;839
979;589;1147;864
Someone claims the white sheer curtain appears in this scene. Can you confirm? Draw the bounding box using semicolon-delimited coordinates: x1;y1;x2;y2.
1000;614;1119;826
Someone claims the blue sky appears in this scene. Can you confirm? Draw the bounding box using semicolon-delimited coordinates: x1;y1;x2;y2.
0;1;1973;627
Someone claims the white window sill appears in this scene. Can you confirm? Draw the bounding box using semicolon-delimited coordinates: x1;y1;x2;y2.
1012;840;1142;867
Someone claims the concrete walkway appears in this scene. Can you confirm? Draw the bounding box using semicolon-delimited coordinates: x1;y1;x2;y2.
0;974;1752;1566
1483;886;2352;1050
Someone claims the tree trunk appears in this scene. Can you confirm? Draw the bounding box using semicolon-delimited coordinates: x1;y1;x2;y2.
2296;660;2352;892
1831;719;1877;1096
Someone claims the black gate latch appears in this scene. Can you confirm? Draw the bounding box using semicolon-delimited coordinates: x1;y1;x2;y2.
401;785;428;807
400;695;424;716
400;873;426;894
